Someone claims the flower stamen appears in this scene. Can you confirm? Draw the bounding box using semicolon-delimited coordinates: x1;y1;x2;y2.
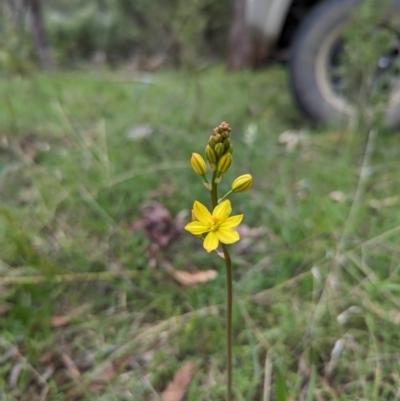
210;215;221;230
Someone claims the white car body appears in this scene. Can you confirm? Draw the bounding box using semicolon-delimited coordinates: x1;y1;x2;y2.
245;0;292;43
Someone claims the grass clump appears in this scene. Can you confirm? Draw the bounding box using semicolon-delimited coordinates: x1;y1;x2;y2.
0;66;400;400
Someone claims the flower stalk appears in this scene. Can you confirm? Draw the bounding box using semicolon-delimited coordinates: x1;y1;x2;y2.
184;122;252;401
211;169;233;401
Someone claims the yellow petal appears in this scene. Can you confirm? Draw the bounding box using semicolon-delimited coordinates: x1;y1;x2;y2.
204;231;219;253
219;214;243;229
213;200;232;222
193;201;212;225
185;221;210;235
216;228;240;244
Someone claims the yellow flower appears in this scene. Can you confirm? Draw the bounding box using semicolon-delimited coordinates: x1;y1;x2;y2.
185;200;243;253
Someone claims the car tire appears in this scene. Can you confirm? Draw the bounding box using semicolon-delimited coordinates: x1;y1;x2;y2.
289;0;400;127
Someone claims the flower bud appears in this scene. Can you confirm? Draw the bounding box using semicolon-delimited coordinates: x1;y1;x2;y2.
228;146;233;154
215;143;225;158
205;145;217;165
223;138;231;149
208;136;216;148
214;133;222;143
216;153;232;174
232;174;252;193
191;153;207;176
215;121;231;136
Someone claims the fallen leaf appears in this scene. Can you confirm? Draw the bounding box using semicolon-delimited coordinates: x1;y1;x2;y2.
17;186;40;205
163;261;217;286
369;196;400;209
318;375;342;397
389;309;400;324
248;103;261;117
147;243;159;269
174;209;189;231
328;130;348;143
51;315;71;327
0;136;9;148
235;225;266;254
130;201;181;248
147;184;175;199
147;54;166;71
51;304;91;328
0;303;10;316
163;260;218;287
243;123;258;147
91;357;130;391
9;362;24;389
337;306;362;325
324;338;345;377
61;353;81;379
39;352;53;364
329;191;346;203
278;130;308;152
170;269;218;286
236;225;266;239
126;125;154;141
161;361;196;401
294;179;309;199
18;133;50;161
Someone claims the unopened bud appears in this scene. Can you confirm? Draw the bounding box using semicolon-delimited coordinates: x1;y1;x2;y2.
205;145;217;165
232;174;252;193
208;136;216;148
216;153;232;174
228;146;233;154
215;143;225;158
191;153;207;176
223;138;231;149
216;121;231;134
214;133;222;143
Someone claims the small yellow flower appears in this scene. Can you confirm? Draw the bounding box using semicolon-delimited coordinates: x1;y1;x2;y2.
185;200;243;253
232;174;252;193
191;153;207;176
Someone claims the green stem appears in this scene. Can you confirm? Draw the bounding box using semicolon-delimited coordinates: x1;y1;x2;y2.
202;175;209;184
211;171;218;207
222;243;233;401
219;190;233;203
211;170;233;401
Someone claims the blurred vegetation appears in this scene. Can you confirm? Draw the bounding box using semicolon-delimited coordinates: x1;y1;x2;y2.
0;0;231;70
0;3;35;75
1;64;400;400
340;0;395;128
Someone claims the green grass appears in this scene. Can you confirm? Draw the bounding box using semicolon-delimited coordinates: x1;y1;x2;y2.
1;65;400;400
